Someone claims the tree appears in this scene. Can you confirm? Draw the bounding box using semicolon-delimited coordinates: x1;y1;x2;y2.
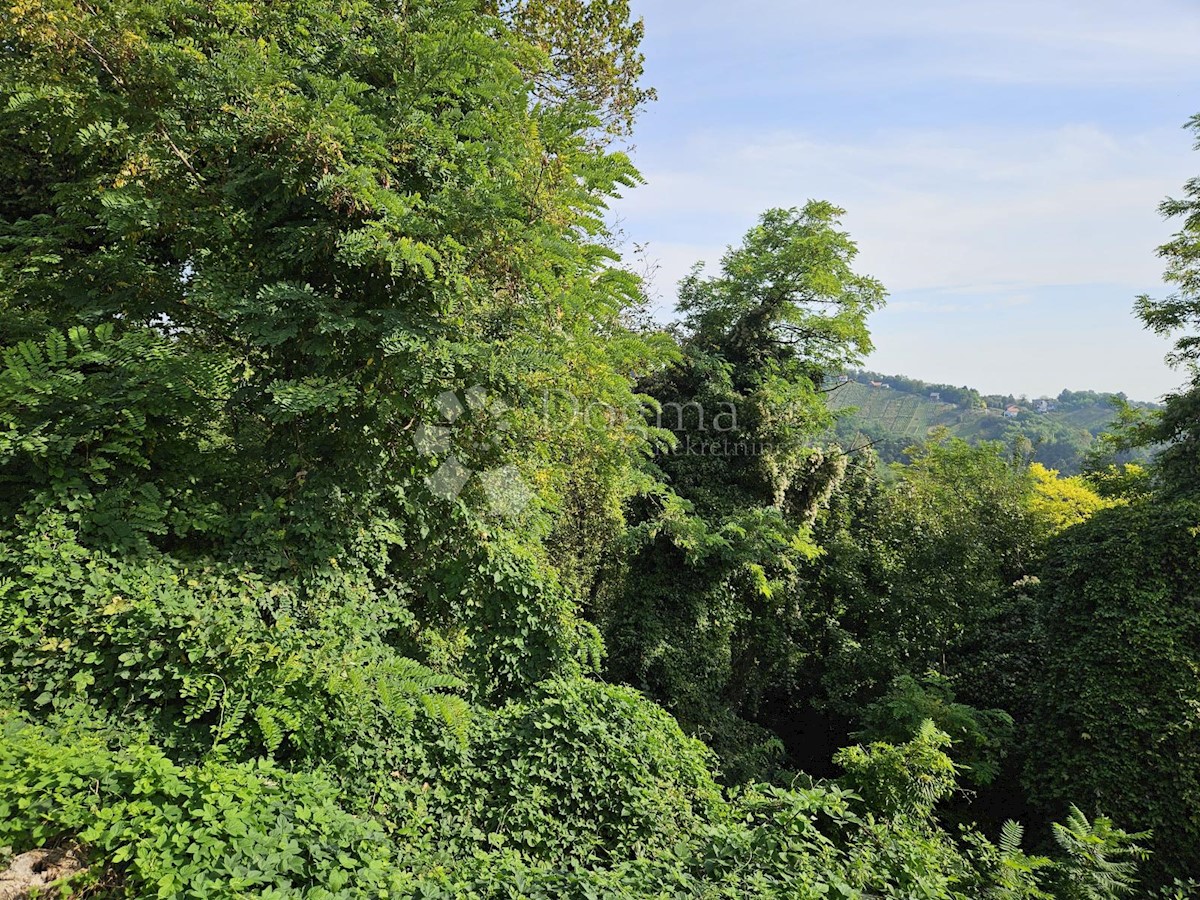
1027;463;1116;535
599;203;884;778
0;0;668;703
1134;114;1200;496
489;0;656;138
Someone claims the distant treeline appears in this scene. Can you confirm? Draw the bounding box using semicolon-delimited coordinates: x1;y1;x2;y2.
830;371;1161;473
847;370;1162;411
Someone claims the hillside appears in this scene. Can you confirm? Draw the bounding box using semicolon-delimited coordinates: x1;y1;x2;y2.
826;372;1158;472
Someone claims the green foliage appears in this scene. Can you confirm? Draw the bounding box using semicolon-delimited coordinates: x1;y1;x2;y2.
858;673;1015;786
0;0;666;687
0;694;1029;900
1153;880;1200;900
602;203;881;778
1133;114;1200;496
0;688;1139;899
835;720;959;820
0;324;231;551
1024;500;1200;883
957;820;1054;900
491;0;656;137
0;509;468;781
794;437;1041;725
0;712;415;898
1048;806;1150;900
678;202;883;365
1082;462;1152;502
1136;115;1200;367
459;678;724;863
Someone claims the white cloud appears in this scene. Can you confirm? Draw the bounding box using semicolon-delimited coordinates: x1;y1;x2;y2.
610;122;1193;397
640;0;1200;89
616;123;1196;299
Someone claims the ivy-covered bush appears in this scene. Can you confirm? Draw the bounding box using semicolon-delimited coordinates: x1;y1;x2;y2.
1025;499;1200;883
459;677;725;863
0;712;416;898
0;510;468;771
2;705;1088;900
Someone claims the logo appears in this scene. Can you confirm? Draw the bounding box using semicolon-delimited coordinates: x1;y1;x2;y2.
413;386;532;517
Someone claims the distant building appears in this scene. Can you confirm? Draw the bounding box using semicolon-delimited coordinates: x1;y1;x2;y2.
869;380;883;388
1034;399;1057;413
1004;405;1021;418
929;392;941;402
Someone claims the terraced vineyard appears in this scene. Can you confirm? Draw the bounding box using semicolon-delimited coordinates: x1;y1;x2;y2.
827;381;968;439
823;379;1141;472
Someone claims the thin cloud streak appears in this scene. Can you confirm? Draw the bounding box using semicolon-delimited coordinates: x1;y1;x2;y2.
641;0;1200;90
618;123;1195;296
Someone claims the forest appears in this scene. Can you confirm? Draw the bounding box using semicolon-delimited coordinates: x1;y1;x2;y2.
0;1;1198;897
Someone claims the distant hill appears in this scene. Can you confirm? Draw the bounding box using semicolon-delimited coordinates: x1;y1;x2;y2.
825;370;1160;474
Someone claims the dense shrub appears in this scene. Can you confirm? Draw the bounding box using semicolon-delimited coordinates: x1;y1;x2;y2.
1025;500;1200;882
2;706;1090;900
0;510;468;776
0;712;416;898
857;673;1015;787
460;678;725;862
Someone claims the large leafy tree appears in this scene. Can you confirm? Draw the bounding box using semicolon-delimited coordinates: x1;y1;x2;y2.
599;203;885;777
0;0;666;708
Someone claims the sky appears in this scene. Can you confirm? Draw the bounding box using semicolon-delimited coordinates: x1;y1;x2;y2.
608;0;1200;401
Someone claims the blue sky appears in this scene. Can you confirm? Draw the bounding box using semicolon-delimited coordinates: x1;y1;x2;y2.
609;0;1200;401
